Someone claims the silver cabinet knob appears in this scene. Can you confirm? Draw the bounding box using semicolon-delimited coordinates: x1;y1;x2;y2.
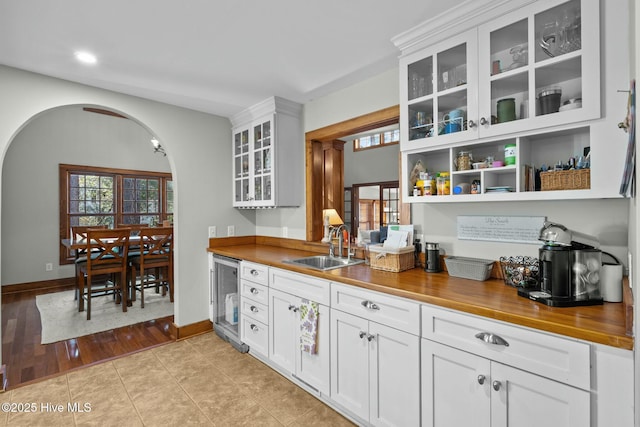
250;269;258;276
468;119;476;128
359;331;367;339
492;380;502;391
475;332;509;347
250;324;259;332
250;305;258;313
367;334;376;342
477;375;486;385
250;287;258;295
361;300;380;310
479;117;488;126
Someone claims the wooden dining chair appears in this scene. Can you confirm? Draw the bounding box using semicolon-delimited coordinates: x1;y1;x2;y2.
71;225;109;299
129;227;173;308
77;228;130;320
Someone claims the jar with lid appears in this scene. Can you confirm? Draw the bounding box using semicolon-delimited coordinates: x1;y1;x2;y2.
436;172;450;195
456;151;472;171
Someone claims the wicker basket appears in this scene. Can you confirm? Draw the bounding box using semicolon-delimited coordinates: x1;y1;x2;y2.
368;245;415;272
540;169;590;191
444;256;494;281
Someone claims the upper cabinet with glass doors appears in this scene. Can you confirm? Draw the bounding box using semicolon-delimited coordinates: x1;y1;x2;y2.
231;97;303;209
477;0;598;137
399;0;599;150
401;29;479;150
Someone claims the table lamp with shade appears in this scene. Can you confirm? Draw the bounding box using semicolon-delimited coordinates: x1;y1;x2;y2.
321;208;343;243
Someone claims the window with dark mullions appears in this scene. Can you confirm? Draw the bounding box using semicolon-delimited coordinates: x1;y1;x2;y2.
353;129;399;151
59;164;173;264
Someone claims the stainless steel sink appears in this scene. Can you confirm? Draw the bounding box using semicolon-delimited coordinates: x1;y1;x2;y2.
284;255;365;271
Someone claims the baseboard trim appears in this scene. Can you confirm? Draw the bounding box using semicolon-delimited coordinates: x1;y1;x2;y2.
1;278;75;295
172;319;213;340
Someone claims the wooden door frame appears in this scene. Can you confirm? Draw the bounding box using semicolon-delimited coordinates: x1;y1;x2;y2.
305;105;400;242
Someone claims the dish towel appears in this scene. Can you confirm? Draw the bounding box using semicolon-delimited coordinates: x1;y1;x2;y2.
299;299;319;355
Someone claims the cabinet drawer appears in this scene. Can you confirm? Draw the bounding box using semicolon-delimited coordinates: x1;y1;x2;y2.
270;268;330;306
331;283;420;335
241;299;268;325
421;305;591;390
240;261;269;286
240;280;269;306
241;316;268;357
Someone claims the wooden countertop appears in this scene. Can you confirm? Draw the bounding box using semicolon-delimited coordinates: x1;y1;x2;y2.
208;237;633;350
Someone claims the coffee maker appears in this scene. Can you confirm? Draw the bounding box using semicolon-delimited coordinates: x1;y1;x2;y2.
518;221;603;307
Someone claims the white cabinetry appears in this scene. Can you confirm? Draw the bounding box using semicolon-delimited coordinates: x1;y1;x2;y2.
239;261;270;357
330;283;420;426
231;96;302;208
396;0;626;202
421;305;591;427
269;268;331;395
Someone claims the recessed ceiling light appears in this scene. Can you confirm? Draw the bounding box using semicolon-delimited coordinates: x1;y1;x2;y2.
74;51;97;65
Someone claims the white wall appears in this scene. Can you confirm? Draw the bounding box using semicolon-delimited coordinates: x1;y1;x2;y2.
1;105;171;285
0;65;257;336
344;141;400;187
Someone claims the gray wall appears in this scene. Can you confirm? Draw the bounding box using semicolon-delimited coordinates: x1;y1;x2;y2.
1;106;171;285
0;65;257;338
344;140;400;187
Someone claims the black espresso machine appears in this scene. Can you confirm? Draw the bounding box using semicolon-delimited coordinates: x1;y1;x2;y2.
518;221;603;307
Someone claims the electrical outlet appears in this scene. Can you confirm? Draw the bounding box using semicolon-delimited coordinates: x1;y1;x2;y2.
227;225;235;237
208;226;217;238
282;227;288;238
45;263;53;272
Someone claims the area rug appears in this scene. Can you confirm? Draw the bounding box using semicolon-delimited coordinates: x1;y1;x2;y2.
36;289;174;344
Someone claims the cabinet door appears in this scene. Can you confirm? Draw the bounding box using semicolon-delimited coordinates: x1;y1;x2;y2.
491;362;590;427
269;289;297;373
369;322;420;427
295;302;330;396
232;127;251;207
477;0;599;137
330;309;370;421
422;339;491;427
250;115;274;207
400;28;479;151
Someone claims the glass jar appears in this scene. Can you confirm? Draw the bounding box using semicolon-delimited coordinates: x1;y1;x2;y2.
456;151;472;171
436;172;450;195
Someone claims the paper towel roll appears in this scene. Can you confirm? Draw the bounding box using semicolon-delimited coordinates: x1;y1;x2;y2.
600;264;623;302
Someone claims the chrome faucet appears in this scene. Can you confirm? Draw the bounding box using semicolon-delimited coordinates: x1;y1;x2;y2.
328;224;353;261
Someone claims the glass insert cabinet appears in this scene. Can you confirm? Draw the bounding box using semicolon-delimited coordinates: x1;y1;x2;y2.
231;97;303;209
396;0;627;203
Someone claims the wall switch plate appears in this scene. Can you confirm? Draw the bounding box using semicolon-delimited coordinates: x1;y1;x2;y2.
208;226;217;238
227;225;235;237
282;227;288;238
45;263;53;272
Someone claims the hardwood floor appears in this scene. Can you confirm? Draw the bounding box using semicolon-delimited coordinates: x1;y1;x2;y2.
1;285;175;390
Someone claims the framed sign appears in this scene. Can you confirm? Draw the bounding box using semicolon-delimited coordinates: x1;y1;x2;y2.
457;215;546;244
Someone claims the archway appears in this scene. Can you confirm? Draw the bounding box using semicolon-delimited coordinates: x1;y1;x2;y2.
1;104;175;387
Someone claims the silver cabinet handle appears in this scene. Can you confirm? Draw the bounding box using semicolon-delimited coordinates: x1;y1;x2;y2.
250;324;259;332
492;380;502;391
477;375;486;385
367;334;376;342
361;300;380;310
250;305;258;313
250;269;258;276
250;287;258;295
288;304;299;312
475;332;509;347
468;119;476;128
359;331;367;339
479;117;488;126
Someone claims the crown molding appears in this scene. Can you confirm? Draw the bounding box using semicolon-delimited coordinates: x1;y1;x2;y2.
231;96;302;128
391;0;538;55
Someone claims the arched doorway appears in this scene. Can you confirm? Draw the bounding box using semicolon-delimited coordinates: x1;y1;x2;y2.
1;104;175;388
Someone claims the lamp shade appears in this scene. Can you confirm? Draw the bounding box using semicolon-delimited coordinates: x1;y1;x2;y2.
323;208;344;226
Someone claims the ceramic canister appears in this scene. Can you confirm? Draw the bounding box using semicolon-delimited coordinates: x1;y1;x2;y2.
497;98;516;123
504;144;516;165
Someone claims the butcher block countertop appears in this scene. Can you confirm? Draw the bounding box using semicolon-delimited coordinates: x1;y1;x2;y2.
208;236;634;350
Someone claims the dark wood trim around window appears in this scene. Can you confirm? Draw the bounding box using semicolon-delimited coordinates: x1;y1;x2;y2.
59;164;172;265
